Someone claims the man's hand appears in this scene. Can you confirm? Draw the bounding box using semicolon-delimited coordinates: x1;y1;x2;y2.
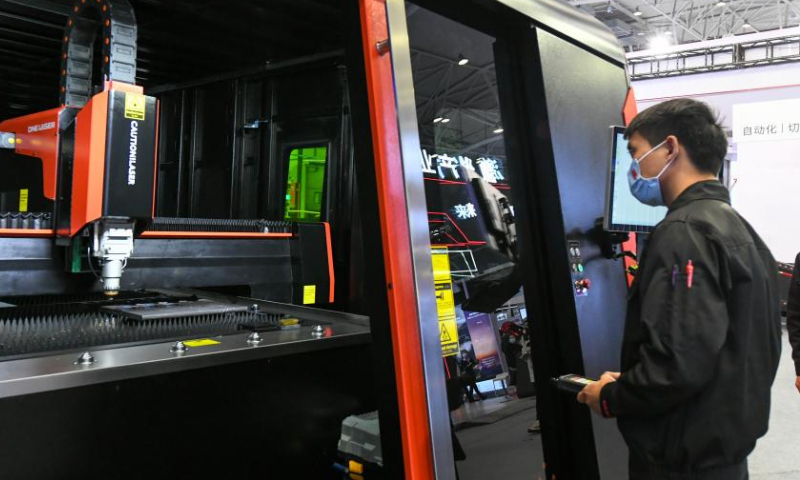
577;372;620;415
795;376;800;394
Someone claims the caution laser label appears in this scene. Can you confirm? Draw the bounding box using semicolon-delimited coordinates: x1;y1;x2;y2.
125;93;146;120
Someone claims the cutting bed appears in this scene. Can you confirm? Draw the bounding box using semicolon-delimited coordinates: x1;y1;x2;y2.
0;291;289;360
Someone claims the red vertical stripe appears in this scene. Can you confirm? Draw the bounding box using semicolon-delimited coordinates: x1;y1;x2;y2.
323;221;336;303
360;1;435;479
622;86;639;287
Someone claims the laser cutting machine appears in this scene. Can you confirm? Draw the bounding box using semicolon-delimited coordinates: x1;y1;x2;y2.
0;0;359;405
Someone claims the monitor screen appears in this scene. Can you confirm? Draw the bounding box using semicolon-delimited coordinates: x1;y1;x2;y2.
604;126;668;233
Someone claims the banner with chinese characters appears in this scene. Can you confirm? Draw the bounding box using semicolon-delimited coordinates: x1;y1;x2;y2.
421;149;510;250
732;98;800;143
421;149;506;184
432;247;459;357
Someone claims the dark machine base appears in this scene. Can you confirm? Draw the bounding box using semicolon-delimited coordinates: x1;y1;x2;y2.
0;344;376;480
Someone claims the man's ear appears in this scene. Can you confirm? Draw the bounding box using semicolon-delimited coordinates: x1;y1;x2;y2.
665;135;680;159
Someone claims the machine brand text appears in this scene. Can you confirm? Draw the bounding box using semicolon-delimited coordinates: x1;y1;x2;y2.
128;121;138;186
27;122;56;133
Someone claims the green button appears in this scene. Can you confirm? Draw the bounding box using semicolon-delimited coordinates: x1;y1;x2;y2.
578;264;584;272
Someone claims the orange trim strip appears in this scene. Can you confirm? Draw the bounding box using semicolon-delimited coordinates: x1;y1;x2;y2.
139;231;292;239
322;222;335;303
0;229;55;237
360;1;435;479
622;86;638;126
622;86;639;287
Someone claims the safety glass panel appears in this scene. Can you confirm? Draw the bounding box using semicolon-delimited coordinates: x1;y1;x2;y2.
405;4;543;479
284;146;327;222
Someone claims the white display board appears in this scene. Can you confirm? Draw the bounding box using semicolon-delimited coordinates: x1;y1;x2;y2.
730;107;800;263
732;98;800;144
633;75;800;264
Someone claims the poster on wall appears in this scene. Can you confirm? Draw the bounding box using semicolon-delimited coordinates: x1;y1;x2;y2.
463;310;504;380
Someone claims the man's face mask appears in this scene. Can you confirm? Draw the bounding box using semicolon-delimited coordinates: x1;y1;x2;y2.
628;140;674;207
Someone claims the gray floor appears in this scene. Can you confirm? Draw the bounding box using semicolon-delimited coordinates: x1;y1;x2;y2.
749;329;800;480
454;399;545;480
452;329;799;480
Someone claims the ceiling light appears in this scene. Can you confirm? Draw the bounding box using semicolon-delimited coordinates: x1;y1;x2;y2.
457;54;469;66
716;1;726;6
606;2;613;13
441;118;450;123
493;127;504;134
665;31;673;35
649;35;672;51
742;21;751;28
433;117;443;123
633;7;642;16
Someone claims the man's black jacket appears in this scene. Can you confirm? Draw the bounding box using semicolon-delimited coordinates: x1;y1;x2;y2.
600;181;782;477
788;252;800;375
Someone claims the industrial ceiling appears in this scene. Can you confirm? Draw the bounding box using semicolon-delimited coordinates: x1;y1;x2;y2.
0;0;342;119
565;0;800;50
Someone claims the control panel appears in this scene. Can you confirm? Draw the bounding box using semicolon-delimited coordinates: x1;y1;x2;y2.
568;240;590;297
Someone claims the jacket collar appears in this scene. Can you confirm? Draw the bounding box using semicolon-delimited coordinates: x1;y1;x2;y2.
668;180;730;213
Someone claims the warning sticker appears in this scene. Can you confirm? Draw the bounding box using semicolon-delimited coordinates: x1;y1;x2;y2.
432;249;452;283
19;189;28;213
183;339;220;348
432;247;459;357
440;320;459;356
303;285;316;305
124;93;146;121
435;283;455;320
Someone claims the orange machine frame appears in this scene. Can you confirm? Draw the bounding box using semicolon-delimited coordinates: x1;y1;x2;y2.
360;1;436;479
0;107;63;201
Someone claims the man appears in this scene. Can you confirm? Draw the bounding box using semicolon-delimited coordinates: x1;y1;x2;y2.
458;350;485;402
788;253;800;394
577;98;782;480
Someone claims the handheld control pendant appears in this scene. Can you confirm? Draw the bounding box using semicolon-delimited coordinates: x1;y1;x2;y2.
552;374;595;394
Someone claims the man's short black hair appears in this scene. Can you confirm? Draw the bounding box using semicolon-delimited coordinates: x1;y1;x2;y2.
625;98;727;175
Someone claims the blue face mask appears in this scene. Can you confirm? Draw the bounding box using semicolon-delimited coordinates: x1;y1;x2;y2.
628;140;674;207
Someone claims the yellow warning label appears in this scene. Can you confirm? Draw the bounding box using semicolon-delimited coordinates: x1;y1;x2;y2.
431;246;452;282
303;285;316;305
435;283;456;320
440;319;459;356
124;93;146;121
432;247;459;357
19;189;28;213
440;320;456;342
183;339;220;348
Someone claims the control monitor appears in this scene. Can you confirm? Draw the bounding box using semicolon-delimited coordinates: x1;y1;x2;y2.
604;125;668;233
